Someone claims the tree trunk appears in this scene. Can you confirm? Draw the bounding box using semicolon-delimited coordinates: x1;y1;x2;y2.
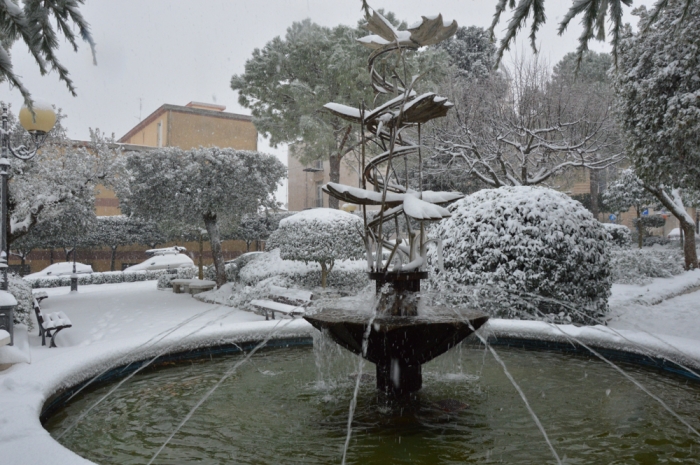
320;261;327;288
590;169;599;219
110;246;118;271
203;212;226;287
328;154;340;209
198;232;204;280
645;185;698;270
49;248;54;264
636;208;643;249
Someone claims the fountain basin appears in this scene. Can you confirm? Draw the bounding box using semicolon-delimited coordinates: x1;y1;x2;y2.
304;308;489;395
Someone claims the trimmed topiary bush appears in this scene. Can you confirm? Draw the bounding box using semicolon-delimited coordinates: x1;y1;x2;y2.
266;209;365;288
428;186;612;323
239;249;368;292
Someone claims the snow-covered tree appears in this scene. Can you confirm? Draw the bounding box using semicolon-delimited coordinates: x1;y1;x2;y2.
433;26;495;80
235;212;291;252
231;15;447;208
602;169;656;249
615;2;700;269
428;186;612;322
5;107;125;247
123;147;286;286
266;208;364;288
86;216;165;271
0;0;95;104
428;55;622;189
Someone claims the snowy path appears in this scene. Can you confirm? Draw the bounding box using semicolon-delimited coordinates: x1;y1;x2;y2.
0;275;699;464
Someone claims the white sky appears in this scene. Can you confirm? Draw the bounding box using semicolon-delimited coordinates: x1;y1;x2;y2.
2;0;647;205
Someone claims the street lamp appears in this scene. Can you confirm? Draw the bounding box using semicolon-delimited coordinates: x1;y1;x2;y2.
0;102;56;345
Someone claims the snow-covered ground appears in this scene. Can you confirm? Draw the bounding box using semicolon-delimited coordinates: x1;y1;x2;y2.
0;274;699;464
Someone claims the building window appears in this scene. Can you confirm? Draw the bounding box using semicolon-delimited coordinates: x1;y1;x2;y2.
316;182;324;208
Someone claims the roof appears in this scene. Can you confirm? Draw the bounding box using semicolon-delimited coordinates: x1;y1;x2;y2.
118;103;253;143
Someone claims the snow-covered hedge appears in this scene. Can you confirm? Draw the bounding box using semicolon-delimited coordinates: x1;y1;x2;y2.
609;247;685;285
428;186;612;323
25;269;171;289
602;223;632;248
10;274;34;330
266;208;364;288
239;249;368;292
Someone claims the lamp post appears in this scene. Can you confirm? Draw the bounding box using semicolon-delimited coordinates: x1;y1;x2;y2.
0;102;56;344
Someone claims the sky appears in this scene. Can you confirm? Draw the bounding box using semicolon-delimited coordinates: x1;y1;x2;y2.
2;0;647;205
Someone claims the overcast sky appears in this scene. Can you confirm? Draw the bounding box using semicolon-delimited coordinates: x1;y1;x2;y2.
3;0;645;205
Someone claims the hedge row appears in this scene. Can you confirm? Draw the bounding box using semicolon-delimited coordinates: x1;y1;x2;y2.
25;268;172;289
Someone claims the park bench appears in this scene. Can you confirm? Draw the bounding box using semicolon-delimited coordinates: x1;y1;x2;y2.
250;285;313;320
32;297;72;348
188;280;216;295
171;279;194;294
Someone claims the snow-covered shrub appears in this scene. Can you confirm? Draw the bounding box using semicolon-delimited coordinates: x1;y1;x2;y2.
101;271;124;284
602;223;632;248
239;249;368;292
428;186;612;322
266;208;364;288
77;274;93;285
204;262;237;283
609;248;684;285
9;274;34;330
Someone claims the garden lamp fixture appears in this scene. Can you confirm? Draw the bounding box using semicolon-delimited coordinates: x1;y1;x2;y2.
1;101;57;291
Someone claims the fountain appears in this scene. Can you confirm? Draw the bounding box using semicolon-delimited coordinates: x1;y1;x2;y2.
303;7;488;397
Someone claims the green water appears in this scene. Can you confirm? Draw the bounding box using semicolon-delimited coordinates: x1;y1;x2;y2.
46;346;700;464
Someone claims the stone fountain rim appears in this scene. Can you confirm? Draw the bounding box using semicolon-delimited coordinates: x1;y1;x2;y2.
5;319;700;465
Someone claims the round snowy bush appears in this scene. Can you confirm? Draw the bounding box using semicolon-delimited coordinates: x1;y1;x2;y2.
428;186;612;322
602;223;632;248
266;208;365;288
10;274;34;330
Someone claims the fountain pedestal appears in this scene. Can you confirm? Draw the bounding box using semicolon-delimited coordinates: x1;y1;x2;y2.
304;273;489;397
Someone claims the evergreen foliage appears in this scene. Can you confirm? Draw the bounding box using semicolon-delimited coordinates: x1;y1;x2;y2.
428;186;611;322
266;208;364;288
123;147;285;286
615;2;700;268
0;0;95;103
433;26;495;79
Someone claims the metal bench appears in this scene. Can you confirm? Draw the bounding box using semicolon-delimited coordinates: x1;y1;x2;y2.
33;298;72;348
250;286;313;320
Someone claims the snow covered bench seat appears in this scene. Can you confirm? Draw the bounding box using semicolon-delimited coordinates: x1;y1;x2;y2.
250;299;305;320
32;291;49;303
171;279;194;294
250;286;313;320
188;280;216;295
33;299;72;348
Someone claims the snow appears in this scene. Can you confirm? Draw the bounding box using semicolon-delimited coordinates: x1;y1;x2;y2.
1;270;700;464
24;262;93;280
122;253;194;272
0;329;9;347
278;207;356;226
0;290;18;307
403;194;451;221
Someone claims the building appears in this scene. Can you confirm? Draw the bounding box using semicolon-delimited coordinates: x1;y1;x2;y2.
12;102;260;273
287;152;361;212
